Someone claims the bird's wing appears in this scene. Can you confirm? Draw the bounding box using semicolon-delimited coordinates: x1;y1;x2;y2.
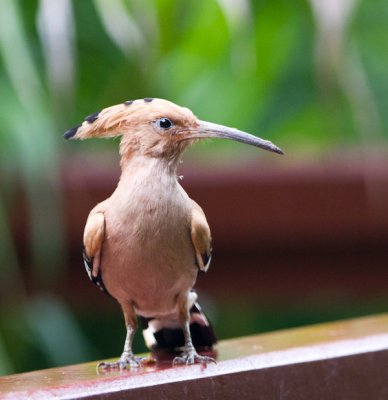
190;201;212;272
83;211;109;294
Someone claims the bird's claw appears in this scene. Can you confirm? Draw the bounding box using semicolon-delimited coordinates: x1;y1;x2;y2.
97;354;143;371
173;349;216;366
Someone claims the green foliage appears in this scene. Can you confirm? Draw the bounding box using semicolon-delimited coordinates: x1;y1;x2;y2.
0;0;386;374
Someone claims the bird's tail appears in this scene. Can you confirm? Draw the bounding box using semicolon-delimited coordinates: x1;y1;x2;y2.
141;302;217;351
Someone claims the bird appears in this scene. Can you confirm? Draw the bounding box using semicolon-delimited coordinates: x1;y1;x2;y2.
64;97;283;369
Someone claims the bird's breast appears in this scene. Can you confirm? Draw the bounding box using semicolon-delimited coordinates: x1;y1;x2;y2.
99;171;197;315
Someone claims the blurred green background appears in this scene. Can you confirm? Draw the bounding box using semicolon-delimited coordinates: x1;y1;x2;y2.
0;0;387;375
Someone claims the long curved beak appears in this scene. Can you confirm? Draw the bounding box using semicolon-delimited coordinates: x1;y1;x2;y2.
180;120;284;155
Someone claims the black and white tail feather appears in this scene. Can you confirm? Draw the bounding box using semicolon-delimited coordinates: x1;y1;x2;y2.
141;302;217;351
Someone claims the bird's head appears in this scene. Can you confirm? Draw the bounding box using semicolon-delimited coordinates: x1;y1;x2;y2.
64;98;283;163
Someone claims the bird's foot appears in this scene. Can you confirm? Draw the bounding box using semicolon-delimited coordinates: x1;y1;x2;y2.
173;347;216;366
97;352;143;371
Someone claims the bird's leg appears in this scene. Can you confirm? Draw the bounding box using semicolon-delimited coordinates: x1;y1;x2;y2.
173;295;216;366
98;302;142;370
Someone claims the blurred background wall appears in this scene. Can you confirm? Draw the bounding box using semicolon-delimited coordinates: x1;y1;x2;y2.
0;0;387;374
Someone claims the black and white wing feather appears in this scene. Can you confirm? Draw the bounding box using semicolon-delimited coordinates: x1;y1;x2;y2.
190;201;212;272
83;212;109;294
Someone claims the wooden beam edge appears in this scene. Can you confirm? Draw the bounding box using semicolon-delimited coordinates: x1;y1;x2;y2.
1;313;388;399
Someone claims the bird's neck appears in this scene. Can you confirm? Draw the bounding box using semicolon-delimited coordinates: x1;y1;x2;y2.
118;155;181;186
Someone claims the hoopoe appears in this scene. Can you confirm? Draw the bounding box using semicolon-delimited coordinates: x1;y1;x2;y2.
64;98;283;369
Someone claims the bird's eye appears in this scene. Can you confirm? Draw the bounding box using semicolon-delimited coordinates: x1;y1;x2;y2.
156;118;173;130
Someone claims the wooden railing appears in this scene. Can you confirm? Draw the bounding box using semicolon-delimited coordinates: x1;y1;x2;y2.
1;313;388;399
